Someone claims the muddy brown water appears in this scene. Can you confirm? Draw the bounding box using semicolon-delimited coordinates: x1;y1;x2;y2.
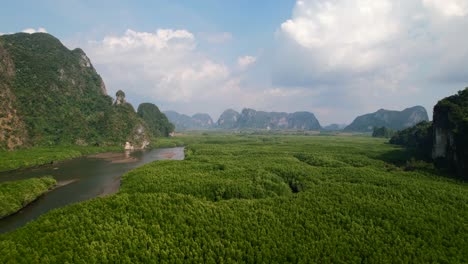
0;147;184;234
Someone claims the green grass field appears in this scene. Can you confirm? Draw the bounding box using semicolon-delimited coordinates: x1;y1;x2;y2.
0;177;56;219
1;134;467;263
0;145;123;173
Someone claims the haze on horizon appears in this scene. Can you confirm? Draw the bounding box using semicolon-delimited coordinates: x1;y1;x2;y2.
1;0;467;125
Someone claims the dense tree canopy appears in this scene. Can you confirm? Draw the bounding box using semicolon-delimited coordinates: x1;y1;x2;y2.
1;135;467;262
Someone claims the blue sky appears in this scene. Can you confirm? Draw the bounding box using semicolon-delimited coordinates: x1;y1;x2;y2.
1;0;468;125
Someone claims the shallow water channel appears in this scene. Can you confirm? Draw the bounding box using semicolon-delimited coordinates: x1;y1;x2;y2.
0;147;184;234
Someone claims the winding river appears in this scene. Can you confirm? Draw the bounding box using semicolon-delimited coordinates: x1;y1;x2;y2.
0;147;184;234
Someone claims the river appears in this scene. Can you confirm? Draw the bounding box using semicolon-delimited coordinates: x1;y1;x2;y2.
0;147;184;234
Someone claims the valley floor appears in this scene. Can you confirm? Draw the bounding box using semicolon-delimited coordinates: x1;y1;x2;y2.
1;134;467;263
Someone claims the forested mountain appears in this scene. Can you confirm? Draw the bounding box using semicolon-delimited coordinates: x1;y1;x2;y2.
137;103;174;137
0;32;168;150
390;88;468;179
217;109;240;129
236;108;321;130
344;106;429;132
163;111;214;131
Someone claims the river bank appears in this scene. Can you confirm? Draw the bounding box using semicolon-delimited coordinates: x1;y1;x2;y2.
0;147;185;233
0;146;123;174
0;177;57;219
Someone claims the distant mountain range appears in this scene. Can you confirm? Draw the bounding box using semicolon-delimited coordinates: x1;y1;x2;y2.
163;111;214;131
166;109;321;131
343;106;429;132
166;106;429;133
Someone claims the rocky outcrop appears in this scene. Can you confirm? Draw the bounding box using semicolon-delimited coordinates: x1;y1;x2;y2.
217;109;240;129
344;106;429;132
115;90;126;105
124;124;150;150
432;88;468;179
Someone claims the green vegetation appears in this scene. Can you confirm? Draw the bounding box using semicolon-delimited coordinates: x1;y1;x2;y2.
0;145;121;173
372;126;395;138
389;121;433;159
1;134;467;262
0;177;56;218
137;103;174;137
150;137;184;148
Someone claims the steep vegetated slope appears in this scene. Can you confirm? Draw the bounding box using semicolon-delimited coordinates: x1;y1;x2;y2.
137;103;174;137
345;106;429;132
1;135;466;262
0;33;160;149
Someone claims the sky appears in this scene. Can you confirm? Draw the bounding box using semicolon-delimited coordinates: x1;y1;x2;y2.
1;0;468;125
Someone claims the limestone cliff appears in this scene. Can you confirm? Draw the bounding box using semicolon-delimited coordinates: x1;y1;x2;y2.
432;88;468;179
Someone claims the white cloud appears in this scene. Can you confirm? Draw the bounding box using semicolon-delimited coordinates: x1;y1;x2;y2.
22;27;47;34
423;0;468;17
237;56;257;69
273;0;468;123
280;0;399;71
85;29;230;103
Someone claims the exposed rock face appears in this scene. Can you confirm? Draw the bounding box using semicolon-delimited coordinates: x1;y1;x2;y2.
217;109;240;129
115;90;126;105
344;106;429;132
125;124;150;150
0;41;28;150
432;88;468;178
163;111;214;131
236;108;321;130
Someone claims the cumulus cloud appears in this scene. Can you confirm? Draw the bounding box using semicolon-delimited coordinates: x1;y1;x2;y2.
273;0;468;123
237;56;257;69
86;29;228;103
22;27;47;34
